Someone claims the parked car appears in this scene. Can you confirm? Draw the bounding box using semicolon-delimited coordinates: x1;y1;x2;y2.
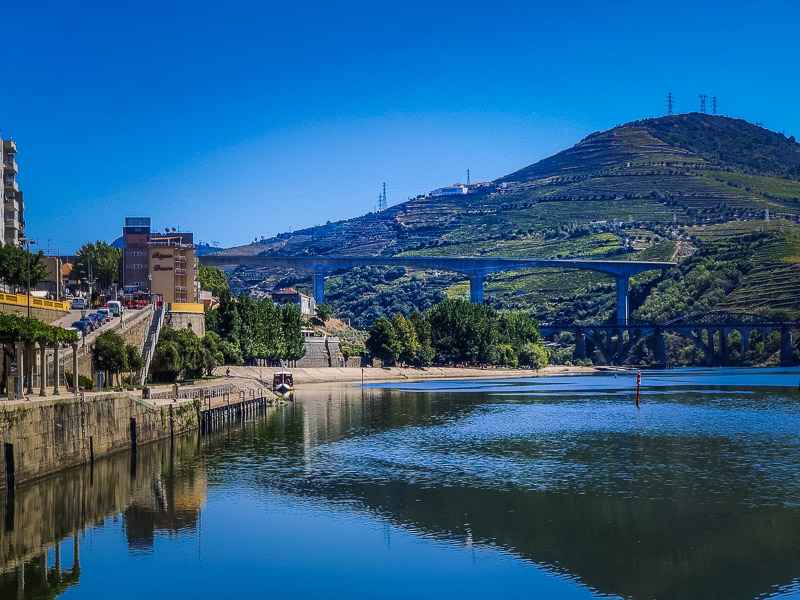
106;301;122;316
98;307;113;319
66;326;83;341
91;311;107;324
71;320;91;334
71;297;86;310
83;314;99;330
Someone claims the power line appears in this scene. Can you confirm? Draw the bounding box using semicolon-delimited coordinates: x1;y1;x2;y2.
666;92;674;116
699;94;707;114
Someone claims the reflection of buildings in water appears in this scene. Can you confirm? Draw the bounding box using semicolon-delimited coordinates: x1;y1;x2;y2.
124;472;206;554
0;435;206;596
0;534;81;600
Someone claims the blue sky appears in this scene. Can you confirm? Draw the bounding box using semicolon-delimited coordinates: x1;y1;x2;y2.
3;0;799;253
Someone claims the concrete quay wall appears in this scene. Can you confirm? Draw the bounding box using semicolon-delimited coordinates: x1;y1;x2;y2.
0;392;199;491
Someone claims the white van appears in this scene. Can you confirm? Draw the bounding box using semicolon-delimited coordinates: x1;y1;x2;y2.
106;300;122;316
71;297;86;310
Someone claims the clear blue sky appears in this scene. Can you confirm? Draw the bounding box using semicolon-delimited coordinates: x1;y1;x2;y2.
3;0;799;253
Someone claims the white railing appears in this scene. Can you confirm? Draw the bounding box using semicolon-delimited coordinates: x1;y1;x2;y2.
140;306;164;384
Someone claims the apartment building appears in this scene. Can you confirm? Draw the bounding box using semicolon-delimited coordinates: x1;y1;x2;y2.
121;217;198;305
1;137;24;246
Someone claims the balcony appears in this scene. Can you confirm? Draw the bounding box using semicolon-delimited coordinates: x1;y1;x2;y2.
174;256;187;263
3;194;15;208
2;140;16;154
175;268;187;275
3;178;18;192
174;286;187;293
4;215;19;230
3;157;18;174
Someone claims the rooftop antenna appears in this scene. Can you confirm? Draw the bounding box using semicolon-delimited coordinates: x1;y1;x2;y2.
666;92;674;115
712;97;718;115
699;94;707;114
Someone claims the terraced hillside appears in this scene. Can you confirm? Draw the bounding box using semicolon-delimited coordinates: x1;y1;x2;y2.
218;113;800;330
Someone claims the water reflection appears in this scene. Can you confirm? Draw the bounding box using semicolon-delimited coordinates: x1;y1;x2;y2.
2;370;800;599
0;435;206;598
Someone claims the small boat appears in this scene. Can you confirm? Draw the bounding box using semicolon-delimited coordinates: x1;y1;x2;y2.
273;370;294;393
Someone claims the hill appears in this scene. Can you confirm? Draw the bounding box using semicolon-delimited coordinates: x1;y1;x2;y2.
218;113;800;340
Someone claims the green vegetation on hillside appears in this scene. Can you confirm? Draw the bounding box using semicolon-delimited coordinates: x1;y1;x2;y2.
215;113;800;365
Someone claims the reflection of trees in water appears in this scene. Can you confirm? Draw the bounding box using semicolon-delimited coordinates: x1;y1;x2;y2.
244;388;800;600
0;434;206;598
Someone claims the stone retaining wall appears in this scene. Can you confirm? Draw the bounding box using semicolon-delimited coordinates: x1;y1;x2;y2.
0;393;198;490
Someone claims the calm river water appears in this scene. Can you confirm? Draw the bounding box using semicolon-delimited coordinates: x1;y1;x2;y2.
2;368;800;599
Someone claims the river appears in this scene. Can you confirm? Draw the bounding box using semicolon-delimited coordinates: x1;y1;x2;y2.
2;368;800;599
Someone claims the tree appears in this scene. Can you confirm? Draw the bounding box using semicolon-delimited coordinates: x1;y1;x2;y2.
409;311;434;367
427;298;497;364
0;243;48;290
498;311;542;349
201;332;225;375
519;342;549;370
94;330;128;386
315;303;332;323
151;328;206;381
126;344;144;381
72;241;122;292
198;264;230;297
391;313;419;365
366;317;400;365
281;303;306;362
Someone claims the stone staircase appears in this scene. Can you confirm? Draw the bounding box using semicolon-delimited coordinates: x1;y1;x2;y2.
140;307;164;384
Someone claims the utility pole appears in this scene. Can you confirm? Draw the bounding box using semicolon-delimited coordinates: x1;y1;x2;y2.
666;92;674;116
699;94;707;114
712;96;718;115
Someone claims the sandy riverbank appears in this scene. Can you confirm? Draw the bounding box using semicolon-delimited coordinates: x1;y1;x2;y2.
217;364;600;386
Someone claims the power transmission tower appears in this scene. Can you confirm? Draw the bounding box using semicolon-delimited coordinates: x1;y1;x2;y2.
378;182;387;211
699;94;707;114
712;96;718;115
666;92;674;115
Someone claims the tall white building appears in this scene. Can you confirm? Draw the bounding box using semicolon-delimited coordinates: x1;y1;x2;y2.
1;137;24;246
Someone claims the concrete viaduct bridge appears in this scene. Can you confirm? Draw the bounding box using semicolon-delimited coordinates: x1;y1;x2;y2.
199;255;675;322
541;312;797;367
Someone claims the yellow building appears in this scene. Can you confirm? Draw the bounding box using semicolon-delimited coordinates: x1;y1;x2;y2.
147;236;197;307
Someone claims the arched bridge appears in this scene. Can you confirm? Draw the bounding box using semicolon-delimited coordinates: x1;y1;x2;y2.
541;312;797;367
200;255;675;322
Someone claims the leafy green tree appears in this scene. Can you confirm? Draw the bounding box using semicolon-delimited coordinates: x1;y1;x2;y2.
198;264;230;297
427;298;497;364
491;344;518;368
202;332;225;375
366;317;401;365
498;311;542;349
219;339;244;365
409;311;434;367
93;330;128;385
281;303;306;362
391;313;420;365
151;328;206;381
126;344;144;379
72;241;122;292
315;303;333;323
0;243;48;290
215;289;241;347
518;342;549;370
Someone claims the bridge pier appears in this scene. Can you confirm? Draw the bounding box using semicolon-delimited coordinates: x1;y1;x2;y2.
311;266;326;304
741;328;750;356
573;328;586;361
654;327;667;365
469;273;485;304
615;275;629;323
781;326;794;367
719;328;729;367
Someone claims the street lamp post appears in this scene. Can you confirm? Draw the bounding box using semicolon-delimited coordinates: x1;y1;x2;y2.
148;273;153;304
